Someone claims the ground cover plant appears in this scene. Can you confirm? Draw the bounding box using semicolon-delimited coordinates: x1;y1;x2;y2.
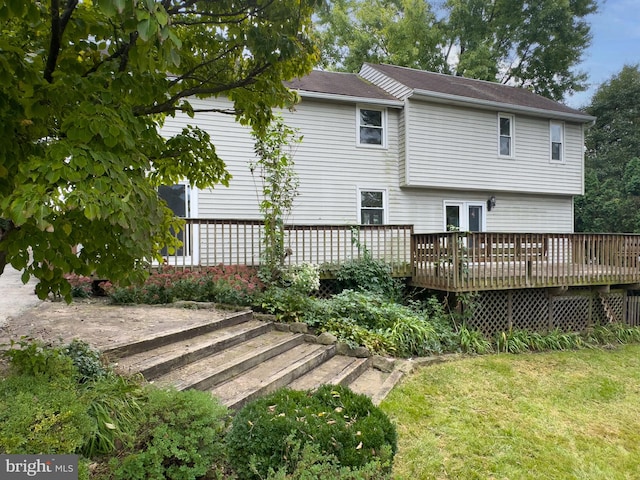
383;344;640;479
0;339;229;480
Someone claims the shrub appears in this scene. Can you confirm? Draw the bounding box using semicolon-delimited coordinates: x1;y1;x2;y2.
259;286;315;322
64;274;94;298
0;374;93;454
266;442;393;480
111;387;229;480
2;338;76;379
332;251;403;301
63;339;108;383
226;385;397;480
106;265;262;306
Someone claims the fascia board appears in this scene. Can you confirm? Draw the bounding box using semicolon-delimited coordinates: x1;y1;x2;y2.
294;90;404;108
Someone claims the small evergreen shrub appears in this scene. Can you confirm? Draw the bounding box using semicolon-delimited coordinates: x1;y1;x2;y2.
111;387;229;480
226;385;397;480
266;442;393;480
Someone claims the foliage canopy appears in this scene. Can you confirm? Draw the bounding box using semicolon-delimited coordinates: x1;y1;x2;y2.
0;0;319;299
575;65;640;232
315;0;596;100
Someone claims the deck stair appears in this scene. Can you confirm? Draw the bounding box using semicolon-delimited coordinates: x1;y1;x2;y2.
106;310;404;409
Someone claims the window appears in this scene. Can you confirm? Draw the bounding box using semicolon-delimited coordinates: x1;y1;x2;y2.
357;107;385;147
359;190;386;224
498;113;514;157
550;121;564;162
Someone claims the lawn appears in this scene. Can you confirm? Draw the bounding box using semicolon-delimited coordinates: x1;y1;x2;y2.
382;344;640;480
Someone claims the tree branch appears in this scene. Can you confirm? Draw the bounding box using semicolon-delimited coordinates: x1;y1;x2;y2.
44;0;78;83
133;63;273;116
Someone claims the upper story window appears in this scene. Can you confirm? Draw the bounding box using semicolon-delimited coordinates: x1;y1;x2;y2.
498;113;514;157
357;107;386;148
359;189;386;224
550;121;564;163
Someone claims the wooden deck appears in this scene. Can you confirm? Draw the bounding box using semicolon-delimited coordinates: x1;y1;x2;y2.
412;232;640;292
162;221;640;292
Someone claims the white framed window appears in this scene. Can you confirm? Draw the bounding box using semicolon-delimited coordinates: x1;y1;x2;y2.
444;201;486;232
498;113;514;157
358;188;387;224
550;121;564;163
357;106;386;148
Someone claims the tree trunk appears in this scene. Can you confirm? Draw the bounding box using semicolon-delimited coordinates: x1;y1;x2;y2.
0;219;14;276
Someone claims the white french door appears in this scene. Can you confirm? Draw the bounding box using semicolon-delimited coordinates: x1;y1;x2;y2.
444;201;485;232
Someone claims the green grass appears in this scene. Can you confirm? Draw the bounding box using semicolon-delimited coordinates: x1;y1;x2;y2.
382;345;640;480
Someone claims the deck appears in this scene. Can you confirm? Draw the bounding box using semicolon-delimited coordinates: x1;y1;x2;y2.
163;220;640;292
412;232;640;292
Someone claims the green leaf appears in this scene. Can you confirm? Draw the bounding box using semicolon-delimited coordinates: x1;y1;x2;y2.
137;18;152;41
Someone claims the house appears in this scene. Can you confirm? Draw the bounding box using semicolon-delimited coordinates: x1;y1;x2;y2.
159;64;640;334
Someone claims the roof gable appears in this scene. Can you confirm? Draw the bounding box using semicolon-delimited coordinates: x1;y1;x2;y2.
363;63;593;121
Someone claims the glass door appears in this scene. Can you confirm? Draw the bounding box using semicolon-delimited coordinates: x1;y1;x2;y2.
158;184;192;258
444;202;485;232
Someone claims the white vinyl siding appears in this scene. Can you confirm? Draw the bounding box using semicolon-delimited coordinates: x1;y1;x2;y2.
405;99;583;195
392;189;574;233
161;95;577;235
161;97;400;224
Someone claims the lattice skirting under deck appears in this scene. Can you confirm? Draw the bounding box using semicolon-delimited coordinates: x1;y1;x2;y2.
468;288;634;337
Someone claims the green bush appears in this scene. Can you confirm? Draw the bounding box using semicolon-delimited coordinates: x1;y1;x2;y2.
332;252;403;300
259;286;315;322
266;442;393;480
111;387;229;480
307;291;444;356
0;374;93;454
64;339;108;383
226;385;397;480
2;339;76;378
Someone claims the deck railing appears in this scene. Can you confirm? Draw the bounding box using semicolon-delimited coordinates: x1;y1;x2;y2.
412;232;640;291
162;219;413;276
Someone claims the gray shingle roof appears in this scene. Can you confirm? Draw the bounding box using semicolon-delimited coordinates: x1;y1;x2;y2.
366;63;590;118
285;70;399;102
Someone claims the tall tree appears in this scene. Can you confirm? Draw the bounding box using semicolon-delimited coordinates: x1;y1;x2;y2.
316;0;596;100
575;65;640;233
0;0;319;299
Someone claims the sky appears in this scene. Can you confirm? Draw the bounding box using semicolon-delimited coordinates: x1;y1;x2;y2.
566;0;640;109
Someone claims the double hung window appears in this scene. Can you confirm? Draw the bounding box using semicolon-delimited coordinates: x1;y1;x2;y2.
357;107;386;147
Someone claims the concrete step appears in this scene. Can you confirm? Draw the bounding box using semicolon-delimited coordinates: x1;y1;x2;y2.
103;310;253;359
153;330;305;392
212;342;337;409
288;355;371;391
114;319;273;380
348;363;406;406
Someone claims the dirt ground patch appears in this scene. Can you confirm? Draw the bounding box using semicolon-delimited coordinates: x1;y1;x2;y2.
0;298;246;352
